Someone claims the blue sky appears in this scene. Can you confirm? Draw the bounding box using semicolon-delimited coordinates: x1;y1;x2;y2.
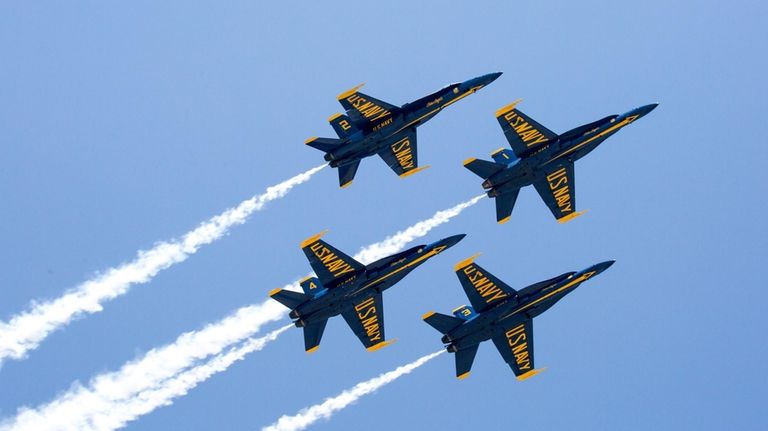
1;0;766;429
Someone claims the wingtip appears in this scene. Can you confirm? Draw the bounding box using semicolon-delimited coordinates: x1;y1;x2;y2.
497;216;511;224
304;136;318;145
454;253;481;271
495;99;523;117
457;372;471;380
268;288;282;297
300;230;329;248
557;210;588;224
399;165;430;178
421;311;436;320
516;367;546;381
366;339;396;352
306;345;320;354
340;180;353;189
462;157;477;166
337;83;365;100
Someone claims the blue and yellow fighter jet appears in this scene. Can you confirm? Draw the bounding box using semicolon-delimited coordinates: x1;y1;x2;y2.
464;101;658;223
423;256;614;380
306;72;502;187
269;232;465;352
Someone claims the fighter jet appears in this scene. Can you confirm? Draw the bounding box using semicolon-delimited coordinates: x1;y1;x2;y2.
423;255;614;380
464;101;658;223
269;231;465;352
306;72;502;187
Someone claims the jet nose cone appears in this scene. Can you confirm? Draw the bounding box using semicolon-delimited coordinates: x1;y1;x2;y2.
485;71;503;83
633;103;659;119
591;260;616;275
439;234;466;249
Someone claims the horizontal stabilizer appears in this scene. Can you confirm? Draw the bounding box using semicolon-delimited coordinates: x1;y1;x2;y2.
305;136;342;152
495;189;520;224
463;157;505;179
269;288;311;310
422;311;465;334
455;344;479;379
303;318;328;353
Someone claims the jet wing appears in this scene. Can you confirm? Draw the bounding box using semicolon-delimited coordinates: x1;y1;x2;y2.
491;319;543;380
337;84;398;126
341;293;393;351
496;101;557;158
300;232;365;287
377;131;428;178
454;257;518;312
532;162;585;223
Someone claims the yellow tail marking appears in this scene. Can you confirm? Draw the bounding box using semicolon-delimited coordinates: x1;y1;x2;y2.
337;83;365;100
457;372;471;380
497;216;511;225
451;304;470;313
268;288;282;297
421;311;436;320
557;210;588;224
399;165;430;178
327;112;343;122
491;147;506;156
306;346;320;354
298;275;313;284
454;253;481;271
495;99;523;118
462;157;477;166
304;136;318;144
366;339;396;352
300;230;329;248
517;367;546;381
340;180;354;189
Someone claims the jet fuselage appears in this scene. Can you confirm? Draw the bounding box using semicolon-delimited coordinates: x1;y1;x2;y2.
444;261;615;352
326;73;502;168
292;234;464;327
483;104;658;197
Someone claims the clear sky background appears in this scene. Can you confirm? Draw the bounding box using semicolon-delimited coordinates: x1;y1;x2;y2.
1;1;766;429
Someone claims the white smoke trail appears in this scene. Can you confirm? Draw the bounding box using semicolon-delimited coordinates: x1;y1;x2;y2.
0;165;326;364
96;324;291;431
1;196;481;430
262;351;445;431
353;195;484;263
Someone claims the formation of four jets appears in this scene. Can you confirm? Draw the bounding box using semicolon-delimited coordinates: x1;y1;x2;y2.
271;72;657;380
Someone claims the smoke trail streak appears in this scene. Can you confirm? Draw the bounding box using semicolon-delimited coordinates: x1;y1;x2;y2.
353;195;484;263
262;351;445;431
0;165;326;364
0;318;291;431
2;325;291;431
1;196;481;430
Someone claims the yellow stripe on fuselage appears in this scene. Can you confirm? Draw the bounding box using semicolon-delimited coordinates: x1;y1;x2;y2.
501;273;591;320
359;248;440;290
391;88;478;136
548;117;632;164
